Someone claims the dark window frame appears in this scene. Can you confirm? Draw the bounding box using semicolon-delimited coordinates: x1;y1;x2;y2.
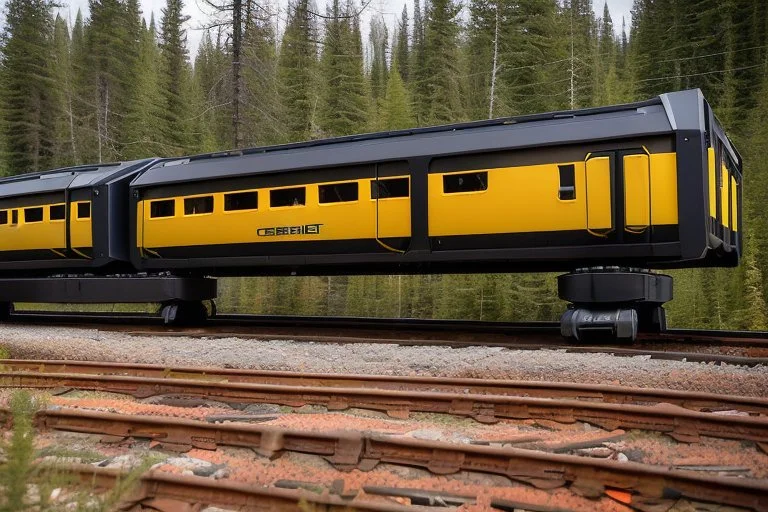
443;171;489;194
558;164;576;201
24;207;43;223
0;211;7;225
224;191;259;211
371;177;410;199
76;202;91;220
270;187;306;208
50;204;66;221
184;195;214;216
319;182;359;204
11;210;18;225
149;199;175;219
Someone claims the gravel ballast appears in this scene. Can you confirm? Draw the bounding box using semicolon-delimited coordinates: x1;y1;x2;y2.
1;324;766;397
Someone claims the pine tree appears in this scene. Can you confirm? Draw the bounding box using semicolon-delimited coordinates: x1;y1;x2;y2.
369;15;389;102
380;61;415;130
241;7;284;146
562;0;597;108
84;0;142;162
0;0;58;174
422;0;464;124
122;16;165;159
395;5;410;82
193;30;231;150
51;15;78;167
318;0;368;136
410;0;429;123
159;0;192;155
278;0;319;141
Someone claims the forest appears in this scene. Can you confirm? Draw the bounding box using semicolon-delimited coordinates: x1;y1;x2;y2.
1;0;767;328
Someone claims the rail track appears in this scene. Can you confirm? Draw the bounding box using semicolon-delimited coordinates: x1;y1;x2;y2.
2;361;768;448
9;408;766;511
6;311;768;365
3;358;768;510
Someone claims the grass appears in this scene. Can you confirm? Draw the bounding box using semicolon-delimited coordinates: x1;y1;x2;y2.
0;390;150;511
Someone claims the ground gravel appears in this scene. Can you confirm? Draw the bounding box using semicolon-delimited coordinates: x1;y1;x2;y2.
1;324;767;397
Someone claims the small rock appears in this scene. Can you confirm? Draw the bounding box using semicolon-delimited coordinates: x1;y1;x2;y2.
407;429;444;441
212;467;231;480
182;469;194;477
574;447;612;458
616;453;629;463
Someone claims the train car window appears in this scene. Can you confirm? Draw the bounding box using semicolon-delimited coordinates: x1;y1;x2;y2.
50;204;65;220
225;191;258;211
443;172;488;193
24;207;43;223
0;211;7;225
371;178;409;199
271;187;306;207
558;164;576;200
11;210;18;225
77;202;91;219
319;182;358;204
184;196;214;215
150;200;174;218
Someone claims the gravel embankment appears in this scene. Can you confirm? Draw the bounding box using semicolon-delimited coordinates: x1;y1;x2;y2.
1;324;766;397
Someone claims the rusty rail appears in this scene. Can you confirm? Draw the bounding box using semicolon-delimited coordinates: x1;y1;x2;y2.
69;463;416;511
2;371;768;448
24;408;768;511
4;359;767;415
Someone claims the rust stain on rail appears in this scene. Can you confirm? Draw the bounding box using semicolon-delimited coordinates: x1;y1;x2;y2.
21;408;768;511
2;371;768;450
3;359;767;415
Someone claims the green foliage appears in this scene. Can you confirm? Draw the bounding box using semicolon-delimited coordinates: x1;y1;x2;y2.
0;0;57;174
158;0;193;155
379;63;415;130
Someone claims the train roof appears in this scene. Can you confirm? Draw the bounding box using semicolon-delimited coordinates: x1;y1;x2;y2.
128;89;733;188
0;159;155;199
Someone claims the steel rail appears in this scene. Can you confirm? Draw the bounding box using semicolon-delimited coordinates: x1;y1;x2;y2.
4;359;768;415
67;463;416;512
2;371;768;448
25;409;768;511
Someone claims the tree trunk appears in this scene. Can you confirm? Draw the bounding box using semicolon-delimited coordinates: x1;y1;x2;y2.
232;0;243;148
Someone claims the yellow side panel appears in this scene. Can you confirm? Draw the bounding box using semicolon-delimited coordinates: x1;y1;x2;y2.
721;164;730;228
586;157;613;231
0;208;66;252
375;182;410;238
731;176;738;232
708;147;716;218
649;152;678;226
428;162;587;236
623;154;650;231
70;202;93;249
141;180;388;249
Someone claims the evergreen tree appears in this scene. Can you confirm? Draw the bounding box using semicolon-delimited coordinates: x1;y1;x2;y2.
395;5;410;82
562;0;597;108
241;8;284;146
122;16;164;159
369;15;389;102
0;0;57;173
278;0;319;141
422;0;464;123
318;0;368;136
159;0;193;155
380;60;415;130
51;15;78;167
193;30;231;150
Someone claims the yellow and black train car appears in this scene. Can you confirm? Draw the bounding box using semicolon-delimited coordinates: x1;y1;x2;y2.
0;160;156;275
128;89;741;276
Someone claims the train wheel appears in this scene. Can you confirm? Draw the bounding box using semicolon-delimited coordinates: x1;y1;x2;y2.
160;300;209;326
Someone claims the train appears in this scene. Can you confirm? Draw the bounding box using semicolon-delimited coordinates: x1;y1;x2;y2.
0;89;743;340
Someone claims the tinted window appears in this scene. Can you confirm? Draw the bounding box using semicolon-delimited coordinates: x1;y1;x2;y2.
319;182;358;203
24;207;43;223
270;187;305;207
224;191;258;211
150;200;174;218
0;211;7;225
77;202;91;219
443;172;488;193
558;164;576;200
184;196;214;215
371;178;409;199
50;204;65;220
11;210;18;224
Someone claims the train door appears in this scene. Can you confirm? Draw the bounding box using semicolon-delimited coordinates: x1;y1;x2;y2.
372;172;411;253
585;151;654;242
